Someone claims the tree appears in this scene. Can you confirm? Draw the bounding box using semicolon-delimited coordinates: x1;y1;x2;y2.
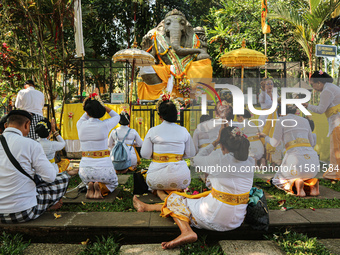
269;0;340;77
204;0;309;78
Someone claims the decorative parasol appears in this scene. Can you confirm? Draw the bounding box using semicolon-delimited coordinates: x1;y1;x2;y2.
220;40;267;91
112;39;156;115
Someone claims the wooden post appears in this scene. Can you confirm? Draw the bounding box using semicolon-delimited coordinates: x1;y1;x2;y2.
241;66;244;92
264;33;267;78
129;59;135;116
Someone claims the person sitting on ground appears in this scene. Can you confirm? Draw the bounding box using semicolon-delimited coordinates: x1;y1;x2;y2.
0;114;7;134
108;112;143;173
235;109;265;167
258;105;320;197
133;126;254;249
0;110;78;223
77;90;120;199
140;92;195;199
15;80;45;140
36;118;68;174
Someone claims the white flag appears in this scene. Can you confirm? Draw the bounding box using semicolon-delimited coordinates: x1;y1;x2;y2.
74;0;85;57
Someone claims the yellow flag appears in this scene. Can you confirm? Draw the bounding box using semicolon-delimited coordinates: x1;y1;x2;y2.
261;0;271;34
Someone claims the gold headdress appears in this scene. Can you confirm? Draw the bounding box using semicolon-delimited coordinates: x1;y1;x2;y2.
156;90;181;114
82;92;105;107
36;121;50;131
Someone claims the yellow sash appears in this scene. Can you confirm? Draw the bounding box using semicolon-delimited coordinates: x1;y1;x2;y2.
285;138;311;151
49;158;55;163
247;135;260;142
325;104;340;118
164;188;249;206
82;150;110;158
152;153;183;163
262;109;278;159
198;143;210;149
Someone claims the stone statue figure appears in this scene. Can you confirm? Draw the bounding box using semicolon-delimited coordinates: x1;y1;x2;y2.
138;9;212;100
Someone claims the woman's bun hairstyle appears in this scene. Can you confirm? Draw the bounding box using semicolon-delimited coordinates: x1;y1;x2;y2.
35;118;51;138
119;112;130;125
220;126;250;161
310;71;333;84
83;99;106;118
158;100;178;122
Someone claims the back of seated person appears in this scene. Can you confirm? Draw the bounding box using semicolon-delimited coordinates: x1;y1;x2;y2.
0;110;76;223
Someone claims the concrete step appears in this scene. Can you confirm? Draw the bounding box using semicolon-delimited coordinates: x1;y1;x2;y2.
23;243;85;255
319;239;340;255
1;209;340;244
219;240;284;255
120;244;180;255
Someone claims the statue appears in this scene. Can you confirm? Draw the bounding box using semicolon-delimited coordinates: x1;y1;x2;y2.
138;9;213;100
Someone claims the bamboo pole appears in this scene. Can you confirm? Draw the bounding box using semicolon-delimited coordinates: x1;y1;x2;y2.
264;33;267;78
241;66;244;92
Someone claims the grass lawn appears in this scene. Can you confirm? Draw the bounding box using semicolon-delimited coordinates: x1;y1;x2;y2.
62;158;340;212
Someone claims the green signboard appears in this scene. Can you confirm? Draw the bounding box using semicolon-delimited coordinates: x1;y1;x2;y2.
315;44;337;58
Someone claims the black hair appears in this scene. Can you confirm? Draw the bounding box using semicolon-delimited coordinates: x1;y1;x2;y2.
24;80;35;86
119;112;130;126
35;118;51;138
83;99;106;118
220;126;250;161
237;109;251;119
7;115;30;127
310;71;333;84
200;114;212;123
308;119;315;132
0;115;7;132
158;100;178;122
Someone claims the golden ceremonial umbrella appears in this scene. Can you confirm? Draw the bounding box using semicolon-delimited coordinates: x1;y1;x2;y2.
112;39;156;115
220;40;267;91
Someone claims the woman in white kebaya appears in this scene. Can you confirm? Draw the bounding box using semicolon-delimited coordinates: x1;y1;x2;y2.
259;105;320;197
36;118;66;173
77;91;120;199
108;112;143;172
133;126;254;249
303;71;340;181
140;93;195;197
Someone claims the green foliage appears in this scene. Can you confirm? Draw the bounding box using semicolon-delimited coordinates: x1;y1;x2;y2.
319;179;340;192
269;231;331;255
204;0;308;78
180;236;223;255
0;232;30;255
79;235;121;255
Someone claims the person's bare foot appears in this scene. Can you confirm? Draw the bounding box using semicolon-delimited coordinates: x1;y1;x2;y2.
161;231;197;249
66;168;79;176
48;199;63;211
156;190;168;201
133;195;146;212
309;181;320;196
295;179;306;197
86;182;94;199
93;182;104;199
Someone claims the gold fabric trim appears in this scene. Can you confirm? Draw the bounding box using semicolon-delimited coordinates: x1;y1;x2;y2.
82;150;110;158
325;104;340;118
49;158;55;163
152;153;183;163
285;138;311;150
211;188;249;205
247;135;260;142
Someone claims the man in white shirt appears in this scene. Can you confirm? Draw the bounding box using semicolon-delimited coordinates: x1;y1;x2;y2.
0;110;76;223
15;80;45;140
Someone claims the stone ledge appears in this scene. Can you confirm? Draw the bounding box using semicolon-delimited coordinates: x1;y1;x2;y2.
1;209;340;243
